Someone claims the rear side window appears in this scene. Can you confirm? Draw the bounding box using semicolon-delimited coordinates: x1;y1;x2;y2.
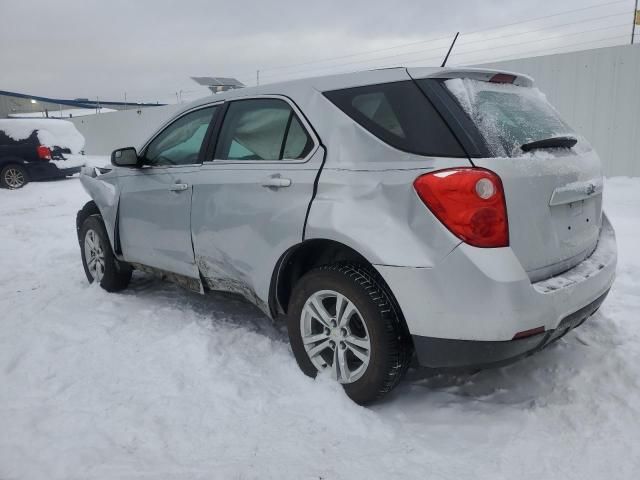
214;98;313;161
324;81;465;157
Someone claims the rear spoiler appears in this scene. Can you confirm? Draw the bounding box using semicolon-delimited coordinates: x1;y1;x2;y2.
407;67;534;87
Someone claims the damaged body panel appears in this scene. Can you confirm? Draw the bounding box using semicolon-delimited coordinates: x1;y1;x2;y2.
79;166;121;250
191;145;325;316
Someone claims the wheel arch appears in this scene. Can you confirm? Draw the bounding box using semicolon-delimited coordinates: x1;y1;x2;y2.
76;200;123;255
269;238;408;329
0;156;28;167
76;201;101;243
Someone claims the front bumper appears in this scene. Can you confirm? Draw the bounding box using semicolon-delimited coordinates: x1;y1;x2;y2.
375;214;617;368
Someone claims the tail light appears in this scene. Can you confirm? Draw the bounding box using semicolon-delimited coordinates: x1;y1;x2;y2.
37;146;52;160
413;168;509;248
489;73;516;84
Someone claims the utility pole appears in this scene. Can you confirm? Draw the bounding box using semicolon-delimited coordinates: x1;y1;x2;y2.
633;0;639;45
124;92;127;110
256;69;260;86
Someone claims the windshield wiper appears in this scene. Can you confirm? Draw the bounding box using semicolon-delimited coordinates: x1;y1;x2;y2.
521;136;577;152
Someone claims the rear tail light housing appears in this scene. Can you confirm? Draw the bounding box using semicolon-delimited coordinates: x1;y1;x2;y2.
413;168;509;248
37;145;52;160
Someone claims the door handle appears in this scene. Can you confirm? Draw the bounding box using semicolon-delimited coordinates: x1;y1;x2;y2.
261;177;291;189
169;183;189;192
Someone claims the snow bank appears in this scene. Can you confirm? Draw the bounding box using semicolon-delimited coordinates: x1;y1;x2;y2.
0;177;639;479
0;118;85;153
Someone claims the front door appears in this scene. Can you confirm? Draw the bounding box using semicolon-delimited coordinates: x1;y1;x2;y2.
118;105;218;278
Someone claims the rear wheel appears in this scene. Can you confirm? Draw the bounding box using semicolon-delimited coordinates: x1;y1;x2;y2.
287;263;412;404
1;164;29;189
80;215;132;291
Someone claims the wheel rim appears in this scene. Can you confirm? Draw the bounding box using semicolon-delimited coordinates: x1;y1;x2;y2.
300;289;371;384
4;168;25;188
84;229;105;283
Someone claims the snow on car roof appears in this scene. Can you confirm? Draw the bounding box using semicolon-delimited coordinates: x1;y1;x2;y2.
0;118;85;153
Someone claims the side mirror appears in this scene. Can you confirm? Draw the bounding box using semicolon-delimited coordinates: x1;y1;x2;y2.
111;147;139;167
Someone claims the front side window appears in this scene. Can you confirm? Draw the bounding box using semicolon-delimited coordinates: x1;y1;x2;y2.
214;98;313;161
144;106;216;166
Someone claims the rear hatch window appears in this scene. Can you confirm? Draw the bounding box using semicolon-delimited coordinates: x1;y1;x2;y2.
441;78;587;157
324;81;466;157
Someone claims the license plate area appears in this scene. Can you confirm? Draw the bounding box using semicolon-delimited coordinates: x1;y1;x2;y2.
550;196;601;256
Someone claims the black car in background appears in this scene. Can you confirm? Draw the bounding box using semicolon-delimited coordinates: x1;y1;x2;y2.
0;124;84;189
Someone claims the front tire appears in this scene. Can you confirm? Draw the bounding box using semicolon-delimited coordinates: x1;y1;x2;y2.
80;215;132;292
287;263;412;404
1;164;29;189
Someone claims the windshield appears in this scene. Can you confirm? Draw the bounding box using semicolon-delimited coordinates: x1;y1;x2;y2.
444;78;582;157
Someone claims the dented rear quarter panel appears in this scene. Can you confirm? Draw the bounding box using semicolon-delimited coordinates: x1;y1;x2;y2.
303;97;472;267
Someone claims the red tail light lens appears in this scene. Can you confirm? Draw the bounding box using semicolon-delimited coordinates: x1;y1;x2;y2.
413;168;509;248
37;145;52;160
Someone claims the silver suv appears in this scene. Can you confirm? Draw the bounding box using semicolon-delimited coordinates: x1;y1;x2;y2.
77;67;617;404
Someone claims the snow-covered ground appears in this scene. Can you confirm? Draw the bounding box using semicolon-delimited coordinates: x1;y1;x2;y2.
1;174;639;479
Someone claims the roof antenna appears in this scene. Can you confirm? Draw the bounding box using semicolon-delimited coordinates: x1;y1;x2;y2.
440;32;460;67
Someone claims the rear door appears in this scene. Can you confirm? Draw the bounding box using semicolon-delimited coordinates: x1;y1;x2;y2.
410;69;603;281
118;105;218;278
191;96;323;310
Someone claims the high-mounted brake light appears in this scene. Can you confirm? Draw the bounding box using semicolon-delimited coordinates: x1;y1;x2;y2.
413;168;509;248
37;145;52;160
489;73;516;84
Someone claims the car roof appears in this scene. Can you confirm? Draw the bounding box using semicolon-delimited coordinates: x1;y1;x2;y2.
179;66;532;112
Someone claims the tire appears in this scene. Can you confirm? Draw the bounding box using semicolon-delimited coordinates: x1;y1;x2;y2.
1;164;29;189
287;263;413;404
80;215;132;292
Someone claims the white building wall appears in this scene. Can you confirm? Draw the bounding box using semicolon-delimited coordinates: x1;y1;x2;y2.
69;105;181;155
477;44;640;177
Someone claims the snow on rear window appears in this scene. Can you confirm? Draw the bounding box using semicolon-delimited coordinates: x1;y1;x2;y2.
0;119;85;153
444;78;580;157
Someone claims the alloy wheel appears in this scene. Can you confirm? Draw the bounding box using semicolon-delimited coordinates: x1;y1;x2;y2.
84;229;106;282
4;168;25;188
300;289;371;384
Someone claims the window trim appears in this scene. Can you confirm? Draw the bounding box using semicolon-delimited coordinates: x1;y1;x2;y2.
208;95;319;165
415;79;490;158
139;103;222;169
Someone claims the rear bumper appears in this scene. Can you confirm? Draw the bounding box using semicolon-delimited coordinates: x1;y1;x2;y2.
26;162;82;180
57;166;82;176
411;288;609;369
375;214;617;366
